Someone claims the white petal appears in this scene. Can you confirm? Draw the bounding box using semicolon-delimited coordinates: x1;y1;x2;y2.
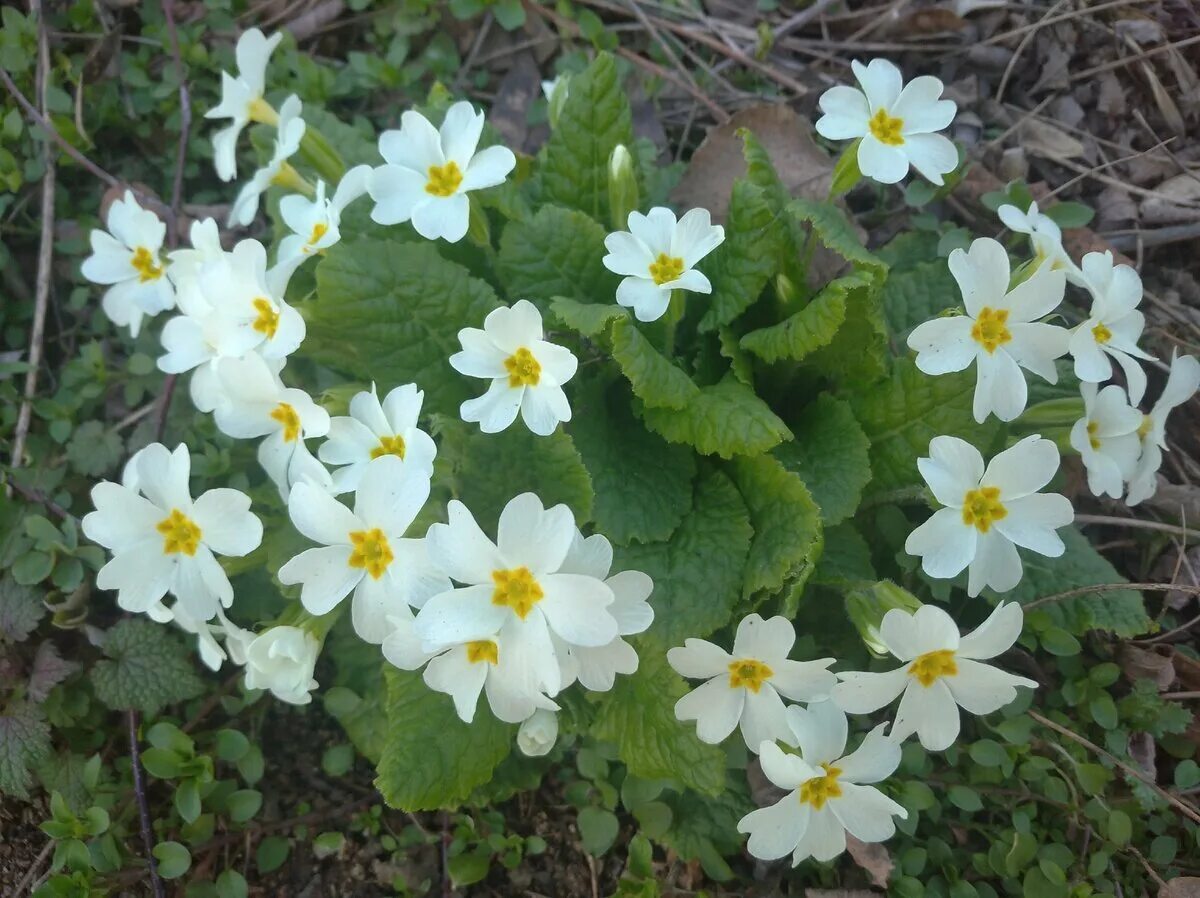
891;679;960;750
759;740;820;790
905;506;976;580
367;165;426;226
739;685;794;752
461;379;523;433
278;545;360;615
439;101;484;168
97;542;174;613
426;500;504;584
1005;267;1066;323
836;725;903;784
853;58;903;111
83;482;161;552
770;659;836;702
786;700;847;765
496;493;575;573
189;488;262;556
881;604;960;659
603;231;655;278
828;783;906;842
414;584;508;649
857;136;909;184
538;573;617;647
830;667;909;715
352;455;429;538
520;383;571;435
671;207;725;267
739;796;810;862
891;75;954;132
918;435;984;507
674;677;745;744
287;482;360;545
667;639;733;679
627;207;676;256
351;570;409;644
981;434;1060;498
1006;323;1069;383
950;239;1009;317
492;613;562;710
616;277;672;322
944;657;1036;714
816;85;870;139
412;193;469;243
904;133;958;185
424;648;488;723
993;493;1072;556
967;528;1023;597
794;805;847;863
732;614;794;664
460;145;516;192
956;602;1024;660
908;317;977;376
974;348;1027;422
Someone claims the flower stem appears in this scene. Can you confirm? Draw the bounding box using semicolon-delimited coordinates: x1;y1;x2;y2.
661;290;684;358
298;127;346;187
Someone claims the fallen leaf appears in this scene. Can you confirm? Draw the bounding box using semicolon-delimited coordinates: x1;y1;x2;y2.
1018;119;1085;161
1128;731;1156;779
1118;643;1176;690
1160;878;1200;898
1174;648;1200;692
846;834;894;887
807;891;882;898
1140;172;1200;226
955;0;1006;12
896;8;966;35
488;53;545;155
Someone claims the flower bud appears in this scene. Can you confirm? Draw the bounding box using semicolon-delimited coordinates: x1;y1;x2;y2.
517;709;558;757
242;626;320;705
607;144;639;232
544;76;570;129
846;581;924;657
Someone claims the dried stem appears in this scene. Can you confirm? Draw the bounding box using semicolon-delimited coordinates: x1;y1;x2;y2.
128;711;167;898
162;0;191;246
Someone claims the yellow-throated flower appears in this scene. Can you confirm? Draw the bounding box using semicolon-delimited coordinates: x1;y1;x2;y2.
205;28;284;182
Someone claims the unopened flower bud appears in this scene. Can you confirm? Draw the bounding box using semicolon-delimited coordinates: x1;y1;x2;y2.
607;144;639;232
846;581;924;657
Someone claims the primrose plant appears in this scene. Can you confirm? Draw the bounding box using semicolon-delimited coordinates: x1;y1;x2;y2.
77;30;1196;873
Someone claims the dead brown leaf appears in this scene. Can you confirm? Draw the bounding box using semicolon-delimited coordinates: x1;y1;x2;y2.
1160;878;1200;898
489;53;545;155
806;891;882;898
1118;643;1176;691
1173;648;1200;693
846;835;894;888
896;8;966;35
1128;730;1156;779
1141;172;1200;226
1018;119;1086;161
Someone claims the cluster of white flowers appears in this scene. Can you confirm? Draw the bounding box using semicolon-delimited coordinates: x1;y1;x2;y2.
75;35;1197;872
669;604;1034;865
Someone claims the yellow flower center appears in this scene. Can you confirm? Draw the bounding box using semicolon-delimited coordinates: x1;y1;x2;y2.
271;402;301;442
131;246;164;283
504;347;542;388
491;566;544;619
466;640;499;665
648;253;685;286
727;658;774;693
909;649;959;687
1137;414;1152;439
308;222;329;248
370;434;407;460
961;486;1007;533
1086;420;1101;451
252;297;280;339
868;108;905;146
425;160;463;197
156;509;202;557
1092;322;1112;344
348;527;394;579
247;96;279;126
270;163;309;193
970;307;1012;354
798;764;843;810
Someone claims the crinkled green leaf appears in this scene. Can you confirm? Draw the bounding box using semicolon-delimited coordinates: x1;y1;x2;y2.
640;378;791;459
851;358;1001;493
591;652;725;796
739;275;849;364
698;186;786;333
570;386;695;545
28;642;79;703
610;318;699;410
497;205;618;308
614;470;751;646
777;394;872;525
728;454;823;601
988;527;1150;637
718;327;755;385
0;575;44;642
375;667;512;811
788;197;886;282
444;424;594;533
92;619;205;715
0;701;51;799
882;259;960;338
539;52;633;220
549;297;629;338
307;239;501;418
806;272;890;389
812;522;875;588
660;778;752;882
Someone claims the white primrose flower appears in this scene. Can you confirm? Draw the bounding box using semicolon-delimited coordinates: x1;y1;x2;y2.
382;617;560;724
276;164;372;271
997;201;1083;284
228;95;307;228
206;28;284;182
415;493;620;700
1069;383;1142;499
82;443;263;622
169;605;254;672
367;101;516;243
318;382;437;495
601;207;725;323
518;709;559;757
449;300;578;436
157;239;305;411
242;625;320;705
905;435;1073;597
832;602;1038;751
81;190;174;337
554;530;654;693
166;218;225;292
278;456;448;644
815;58;958;186
1069;251;1156;406
907;237;1069;423
212;353;332;499
738;701;906;865
667;614;837;753
1126;353;1200;506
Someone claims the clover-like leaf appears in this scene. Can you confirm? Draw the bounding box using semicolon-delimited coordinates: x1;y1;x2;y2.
92;619;205;715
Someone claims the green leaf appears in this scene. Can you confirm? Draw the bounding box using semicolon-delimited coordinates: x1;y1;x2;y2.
851;358;1001;493
948;785;982;811
699;196;787;333
226;789;263;823
986;527;1150;636
307;239;501;418
788;197;886;283
0;575;44;641
0;702;51;799
812;523;875;587
610;318;698;410
550;297;628;338
881;259;960;338
830;139;863;195
640;378;791;459
256;836;290;874
1043;201;1094;229
592;652;726;795
1106;810;1132;846
570;385;695;545
727;454;822;601
448;848;492;886
153;841;191;879
375;667;513;811
216;870;249;898
614;470;751;647
739;275;848;364
540;52;633;220
577;806;620;855
497;205;618;308
175;778;201;823
12;550;52;586
444;424;594;533
92;619;205;715
777;394;871;526
660;782;750;882
805;273;890;389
